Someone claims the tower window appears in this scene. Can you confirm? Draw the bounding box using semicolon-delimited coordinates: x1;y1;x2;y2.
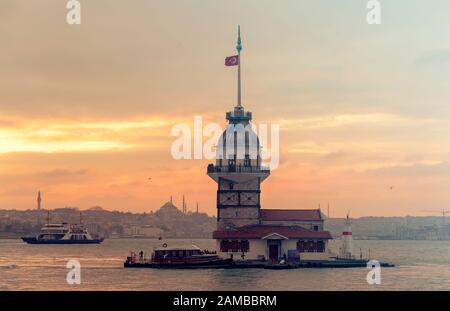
228;159;236;171
244;155;251;167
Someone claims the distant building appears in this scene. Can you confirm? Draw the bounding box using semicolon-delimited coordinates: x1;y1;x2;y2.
154;201;184;218
208;28;333;262
123;225;161;238
85;223;101;236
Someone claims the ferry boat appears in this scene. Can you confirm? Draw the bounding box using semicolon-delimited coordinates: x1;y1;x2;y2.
124;245;233;269
21;223;104;244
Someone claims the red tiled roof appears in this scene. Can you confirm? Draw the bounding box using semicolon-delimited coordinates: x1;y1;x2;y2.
260;209;322;221
213;225;332;240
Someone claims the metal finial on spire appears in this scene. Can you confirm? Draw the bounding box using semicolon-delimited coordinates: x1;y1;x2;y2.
236;25;242;52
236;25;242;108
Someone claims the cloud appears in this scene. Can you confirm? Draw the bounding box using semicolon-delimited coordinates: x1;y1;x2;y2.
415;50;450;66
0;117;177;154
35;168;88;179
367;161;450;178
279;113;407;131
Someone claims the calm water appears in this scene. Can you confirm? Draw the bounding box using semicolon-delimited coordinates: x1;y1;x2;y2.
0;238;449;291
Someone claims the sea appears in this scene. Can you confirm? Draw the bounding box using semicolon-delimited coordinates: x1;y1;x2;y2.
0;238;449;291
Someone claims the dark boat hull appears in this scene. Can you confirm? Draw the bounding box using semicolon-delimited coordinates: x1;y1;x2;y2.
21;237;104;244
124;258;233;269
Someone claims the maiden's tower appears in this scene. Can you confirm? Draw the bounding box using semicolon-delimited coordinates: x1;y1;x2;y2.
207;27;333;262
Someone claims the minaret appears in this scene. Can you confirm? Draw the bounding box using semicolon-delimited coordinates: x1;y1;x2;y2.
37;191;42;225
37;191;42;211
340;214;353;259
207;27;270;230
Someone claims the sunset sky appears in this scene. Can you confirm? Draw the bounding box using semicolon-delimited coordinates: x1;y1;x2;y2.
1;0;450;217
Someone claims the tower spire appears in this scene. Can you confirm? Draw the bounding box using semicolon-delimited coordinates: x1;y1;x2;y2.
236;25;242;109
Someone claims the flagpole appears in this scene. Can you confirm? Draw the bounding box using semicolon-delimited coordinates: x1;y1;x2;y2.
237;25;242;108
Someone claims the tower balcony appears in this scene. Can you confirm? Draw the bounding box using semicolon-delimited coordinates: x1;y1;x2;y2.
207;164;270;183
226;110;252;124
207;164;270;174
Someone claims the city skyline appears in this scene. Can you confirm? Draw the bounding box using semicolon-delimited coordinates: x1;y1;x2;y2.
1;1;450;217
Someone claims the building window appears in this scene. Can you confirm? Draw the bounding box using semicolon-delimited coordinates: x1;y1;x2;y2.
317;240;325;252
297;240;321;252
244;155;251;167
297;240;307;252
309;240;317;252
296;240;305;252
313;225;319;231
220;240;250;252
241;240;249;252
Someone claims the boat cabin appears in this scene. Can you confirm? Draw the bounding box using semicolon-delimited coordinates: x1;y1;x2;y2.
153;247;203;260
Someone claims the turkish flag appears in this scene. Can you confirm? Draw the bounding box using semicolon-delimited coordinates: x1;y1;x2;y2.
225;55;239;66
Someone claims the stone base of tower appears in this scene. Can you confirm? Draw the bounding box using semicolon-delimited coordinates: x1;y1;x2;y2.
218;207;260;230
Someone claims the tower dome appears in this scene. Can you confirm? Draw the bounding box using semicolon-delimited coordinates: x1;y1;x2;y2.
215;105;262;170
